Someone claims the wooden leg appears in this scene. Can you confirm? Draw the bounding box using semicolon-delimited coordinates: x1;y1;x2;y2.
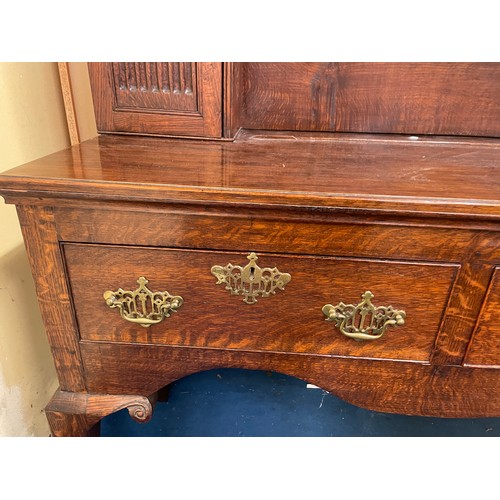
45;389;155;437
46;410;100;437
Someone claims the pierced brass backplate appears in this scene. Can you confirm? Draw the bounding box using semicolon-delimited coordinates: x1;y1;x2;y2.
211;252;291;304
322;291;406;341
103;277;183;327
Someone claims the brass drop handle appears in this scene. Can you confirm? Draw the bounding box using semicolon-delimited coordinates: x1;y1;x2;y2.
322;291;406;341
103;276;183;328
211;252;291;304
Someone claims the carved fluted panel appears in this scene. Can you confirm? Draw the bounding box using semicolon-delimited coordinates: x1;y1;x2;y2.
111;62;199;113
88;61;222;137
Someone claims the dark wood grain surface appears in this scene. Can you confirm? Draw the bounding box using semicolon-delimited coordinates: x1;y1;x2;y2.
16;206;86;392
88;62;222;138
63;243;458;362
79;342;500;418
0;132;499;219
1;63;499;433
335;63;500;136
464;267;500;367
52;205;489;259
230;63;500;137
52;203;499;367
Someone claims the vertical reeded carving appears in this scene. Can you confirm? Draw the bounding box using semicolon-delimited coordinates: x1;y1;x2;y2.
160;63;170;93
112;63;196;95
137;63;148;92
148;62;159;92
172;62;181;93
111;62;199;113
184;63;193;94
115;63;127;90
125;63;137;91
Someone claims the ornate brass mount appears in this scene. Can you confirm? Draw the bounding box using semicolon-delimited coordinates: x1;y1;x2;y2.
103;276;183;327
211;252;291;304
322;291;406;341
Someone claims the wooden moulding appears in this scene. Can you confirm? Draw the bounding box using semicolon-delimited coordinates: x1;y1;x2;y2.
58;62;80;146
0;133;499;220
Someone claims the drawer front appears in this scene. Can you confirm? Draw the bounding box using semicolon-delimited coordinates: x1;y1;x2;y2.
64;244;458;362
464;267;500;367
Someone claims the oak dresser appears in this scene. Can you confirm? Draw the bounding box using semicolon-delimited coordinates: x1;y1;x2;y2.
0;63;499;436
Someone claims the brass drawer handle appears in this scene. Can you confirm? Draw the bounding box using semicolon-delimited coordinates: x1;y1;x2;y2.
103;276;183;328
211;252;291;304
322;291;406;341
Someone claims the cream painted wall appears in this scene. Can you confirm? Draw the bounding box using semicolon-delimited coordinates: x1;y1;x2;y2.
0;63;70;436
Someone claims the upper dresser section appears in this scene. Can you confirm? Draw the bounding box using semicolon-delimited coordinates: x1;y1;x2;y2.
89;63;500;139
227;63;500;137
88;63;222;138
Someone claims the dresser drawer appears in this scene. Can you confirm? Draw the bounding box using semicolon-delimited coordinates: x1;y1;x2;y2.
464;267;500;367
64;243;458;362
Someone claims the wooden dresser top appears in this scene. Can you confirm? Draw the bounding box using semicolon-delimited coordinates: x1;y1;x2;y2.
0;131;499;219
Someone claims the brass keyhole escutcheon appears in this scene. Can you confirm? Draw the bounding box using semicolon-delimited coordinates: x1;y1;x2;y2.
211;252;291;304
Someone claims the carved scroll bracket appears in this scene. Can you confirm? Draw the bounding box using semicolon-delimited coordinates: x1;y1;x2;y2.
46;389;155;426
